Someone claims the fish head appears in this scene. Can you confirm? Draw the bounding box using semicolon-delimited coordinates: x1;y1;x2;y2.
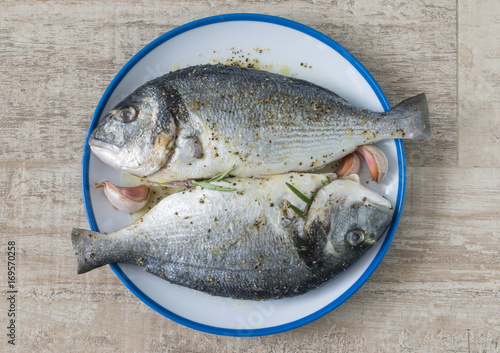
305;179;394;262
88;83;177;177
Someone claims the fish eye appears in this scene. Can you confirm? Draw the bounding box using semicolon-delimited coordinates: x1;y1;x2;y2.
113;107;137;122
345;229;365;247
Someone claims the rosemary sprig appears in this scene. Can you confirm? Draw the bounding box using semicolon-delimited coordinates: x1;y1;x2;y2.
285;182;312;205
192;165;237;192
321;175;332;187
285;182;313;220
289;204;307;219
192;180;236;192
206;165;236;182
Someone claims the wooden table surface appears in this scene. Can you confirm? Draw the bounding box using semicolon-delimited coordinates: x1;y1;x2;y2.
1;1;499;352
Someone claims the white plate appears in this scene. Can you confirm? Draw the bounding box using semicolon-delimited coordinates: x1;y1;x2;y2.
82;14;406;336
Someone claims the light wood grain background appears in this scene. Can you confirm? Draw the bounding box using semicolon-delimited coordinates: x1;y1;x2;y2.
1;0;499;352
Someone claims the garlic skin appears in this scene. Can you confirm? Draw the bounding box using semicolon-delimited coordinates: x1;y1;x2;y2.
336;153;361;177
356;145;389;183
95;181;150;213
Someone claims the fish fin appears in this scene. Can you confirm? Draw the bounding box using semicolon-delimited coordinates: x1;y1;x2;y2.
71;228;108;274
387;93;431;140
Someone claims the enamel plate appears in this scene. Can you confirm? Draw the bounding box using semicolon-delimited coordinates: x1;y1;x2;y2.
83;14;405;336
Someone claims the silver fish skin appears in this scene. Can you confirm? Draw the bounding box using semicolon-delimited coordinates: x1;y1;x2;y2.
88;64;431;183
71;173;394;300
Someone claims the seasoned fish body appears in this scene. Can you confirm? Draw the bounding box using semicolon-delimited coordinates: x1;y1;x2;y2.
89;64;430;182
72;174;394;300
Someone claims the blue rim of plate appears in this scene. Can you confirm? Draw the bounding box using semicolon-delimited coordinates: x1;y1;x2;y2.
82;13;405;337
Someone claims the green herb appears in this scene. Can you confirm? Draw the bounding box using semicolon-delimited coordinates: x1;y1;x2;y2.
206;165;236;182
192;165;237;192
192;180;237;192
321;175;332;187
285;182;312;205
289;204;307;219
285;182;313;219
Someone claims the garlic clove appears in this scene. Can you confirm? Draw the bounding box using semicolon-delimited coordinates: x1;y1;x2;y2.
336;153;361;177
95;181;150;213
342;174;361;183
356;145;389;183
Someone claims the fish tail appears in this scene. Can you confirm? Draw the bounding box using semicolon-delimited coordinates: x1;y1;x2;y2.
385;93;431;140
71;228;110;274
